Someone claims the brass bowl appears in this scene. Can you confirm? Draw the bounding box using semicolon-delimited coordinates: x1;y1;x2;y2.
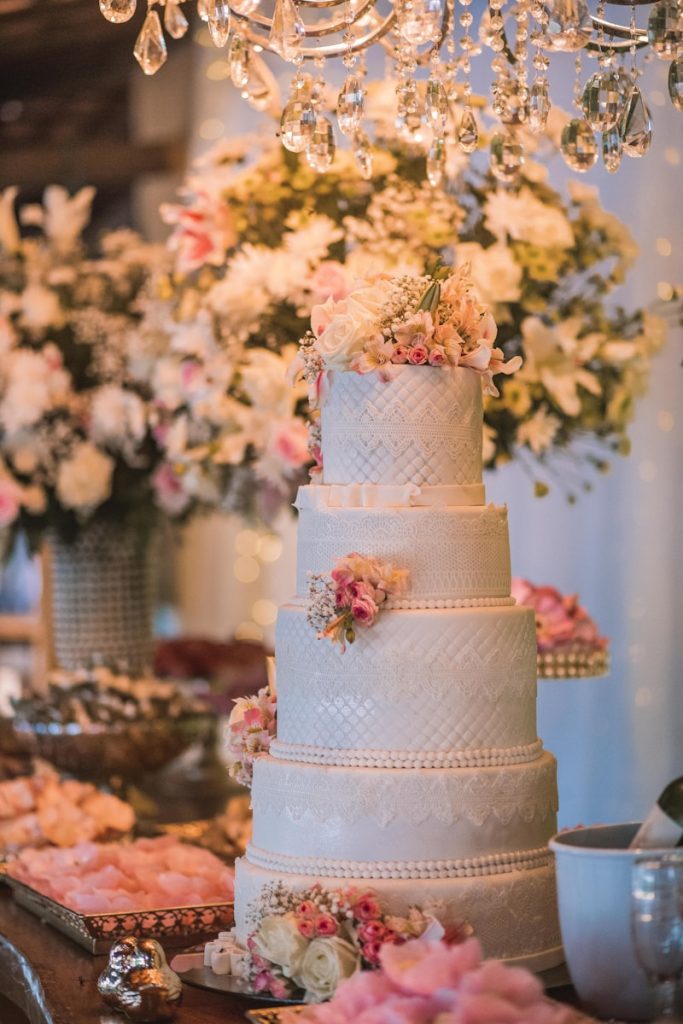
12;715;212;782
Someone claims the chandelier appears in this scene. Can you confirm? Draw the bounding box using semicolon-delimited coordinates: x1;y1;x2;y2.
101;0;683;183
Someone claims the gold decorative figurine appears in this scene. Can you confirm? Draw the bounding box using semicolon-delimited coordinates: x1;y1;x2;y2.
98;936;183;1022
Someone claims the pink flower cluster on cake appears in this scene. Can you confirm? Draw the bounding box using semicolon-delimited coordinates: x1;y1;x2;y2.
225;686;276;787
287;935;577;1023
291;265;522;403
511;578;608;654
245;882;459;1002
307;553;409;649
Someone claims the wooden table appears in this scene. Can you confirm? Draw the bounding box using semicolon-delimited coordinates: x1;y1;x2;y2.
0;889;255;1024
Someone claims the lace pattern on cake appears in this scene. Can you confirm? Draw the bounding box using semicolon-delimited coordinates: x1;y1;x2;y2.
251;756;558;829
296;506;511;602
276;607;537;752
246;844;552;880
269;739;544;769
321;367;483;487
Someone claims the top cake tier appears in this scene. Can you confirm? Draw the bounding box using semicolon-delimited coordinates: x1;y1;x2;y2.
321;365;483;488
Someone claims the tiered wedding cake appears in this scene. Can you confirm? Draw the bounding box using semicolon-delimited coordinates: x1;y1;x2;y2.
235;272;562;970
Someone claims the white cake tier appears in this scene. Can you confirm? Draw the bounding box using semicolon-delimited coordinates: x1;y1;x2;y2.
295;499;511;605
250;752;558;865
321;365;483;487
274;604;538;763
235;856;563;970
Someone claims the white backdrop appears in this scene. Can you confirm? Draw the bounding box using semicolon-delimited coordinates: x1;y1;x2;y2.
174;43;683;828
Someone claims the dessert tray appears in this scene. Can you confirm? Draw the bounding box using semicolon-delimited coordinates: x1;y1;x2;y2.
5;875;233;954
244;1004;602;1024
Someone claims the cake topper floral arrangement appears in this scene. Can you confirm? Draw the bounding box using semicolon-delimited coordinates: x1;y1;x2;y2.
307;553;409;650
244;881;460;1003
291;263;520;402
154;85;673;499
225;685;277;787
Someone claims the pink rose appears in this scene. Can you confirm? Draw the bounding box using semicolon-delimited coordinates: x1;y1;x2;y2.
0;478;21;528
331;566;355;589
391;345;410;364
408;345;428;365
152;463;191;518
350;595;379;627
308;261;351;303
315;914;339;937
352;894;381;921
428;346;447;366
358;921;386;943
268;975;291;1001
268;418;310;469
362;940;383;965
298;900;318;916
298;918;316;938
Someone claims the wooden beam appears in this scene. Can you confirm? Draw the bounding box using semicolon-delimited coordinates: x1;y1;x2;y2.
0;136;187;187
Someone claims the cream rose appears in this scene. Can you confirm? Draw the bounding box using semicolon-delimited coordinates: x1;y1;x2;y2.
251;913;308;978
56;442;114;511
293;936;360;1002
315;306;374;371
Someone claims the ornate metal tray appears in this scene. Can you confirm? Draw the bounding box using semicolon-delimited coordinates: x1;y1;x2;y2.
5;876;233;954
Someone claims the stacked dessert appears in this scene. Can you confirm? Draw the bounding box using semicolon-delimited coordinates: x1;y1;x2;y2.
235;271;562;969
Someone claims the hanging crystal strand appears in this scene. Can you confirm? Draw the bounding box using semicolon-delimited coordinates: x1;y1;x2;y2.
338;2;365;138
306;56;336;172
134;2;168;74
269;0;305;61
561;52;598;169
528;0;551;132
514;1;529;124
425;47;447;184
206;0;230;47
351;54;373;179
281;63;316;153
619;2;653;156
228;33;250;87
488;0;524;184
395;44;423;144
457;0;479;152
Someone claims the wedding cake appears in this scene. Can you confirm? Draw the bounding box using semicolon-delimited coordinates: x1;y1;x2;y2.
235;269;562;972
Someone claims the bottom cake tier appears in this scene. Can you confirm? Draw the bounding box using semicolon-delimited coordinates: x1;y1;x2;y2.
235;855;563;971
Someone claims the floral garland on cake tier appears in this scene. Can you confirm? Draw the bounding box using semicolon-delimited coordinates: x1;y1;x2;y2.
225;685;276;786
244;881;466;1003
306;553;409;649
155;85;675;499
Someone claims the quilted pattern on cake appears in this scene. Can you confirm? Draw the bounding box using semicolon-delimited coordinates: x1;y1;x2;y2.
321;366;483;486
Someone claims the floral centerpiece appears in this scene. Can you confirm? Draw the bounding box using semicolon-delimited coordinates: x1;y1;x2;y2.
307;553;409;649
156;89;669;499
225;685;276;786
511;578;609;679
285;934;579;1023
243;881;461;1002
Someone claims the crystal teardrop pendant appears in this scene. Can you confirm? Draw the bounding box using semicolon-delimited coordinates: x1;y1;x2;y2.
546;0;592;51
307;115;335;172
424;78;449;133
337;76;364;136
281;95;315;152
560;117;597;171
457;107;478;153
231;0;260;12
197;0;209;20
601;127;622;172
647;0;683;60
206;0;230;47
669;55;683;111
528;78;551;132
426;136;446;187
581;70;623;131
619;86;653;156
164;0;188;39
396;0;444;47
490;132;525;184
99;0;136;24
228;34;250;87
493;74;528;125
269;0;305;61
354;131;373;180
134;9;167;75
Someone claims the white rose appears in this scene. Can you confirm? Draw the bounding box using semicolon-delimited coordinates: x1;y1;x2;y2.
56;442;114;511
20;284;63;331
293;937;360;1002
251;913;308;977
346;278;393;319
90;386;146;450
315;306;375;370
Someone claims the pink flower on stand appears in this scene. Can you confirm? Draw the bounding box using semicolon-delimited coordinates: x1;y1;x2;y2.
408;345;429;365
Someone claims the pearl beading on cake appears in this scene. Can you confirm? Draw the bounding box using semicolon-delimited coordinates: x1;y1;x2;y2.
246;844;553;880
290;595;516;610
269;739;544;769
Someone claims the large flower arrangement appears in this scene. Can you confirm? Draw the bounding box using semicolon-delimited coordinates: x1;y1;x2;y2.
157;90;667;499
0;186;175;551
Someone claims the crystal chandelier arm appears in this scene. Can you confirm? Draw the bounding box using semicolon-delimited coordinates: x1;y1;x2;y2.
587;14;648;48
230;4;397;55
